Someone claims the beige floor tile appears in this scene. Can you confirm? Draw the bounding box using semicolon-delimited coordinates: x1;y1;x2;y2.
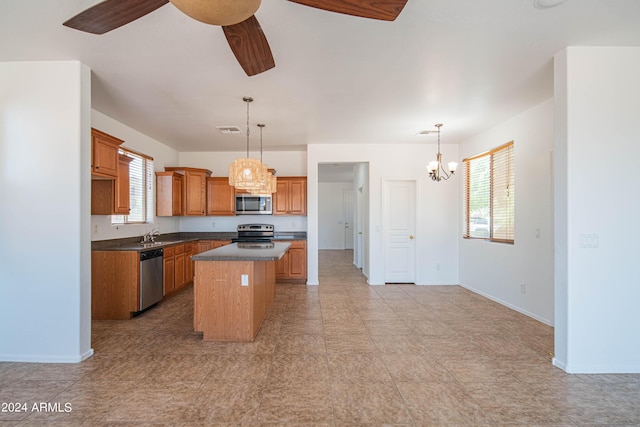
2;249;639;426
397;380;493;425
327;353;392;382
257;380;334;425
330;380;413;425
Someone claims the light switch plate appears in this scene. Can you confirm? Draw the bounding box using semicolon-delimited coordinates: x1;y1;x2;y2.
241;274;249;286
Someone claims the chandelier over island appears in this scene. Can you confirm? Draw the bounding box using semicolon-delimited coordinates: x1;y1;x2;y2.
228;96;276;193
249;123;277;195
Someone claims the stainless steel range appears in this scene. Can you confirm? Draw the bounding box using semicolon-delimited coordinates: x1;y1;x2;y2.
233;224;274;243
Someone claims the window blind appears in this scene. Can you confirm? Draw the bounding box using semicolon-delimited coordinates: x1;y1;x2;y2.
112;148;154;225
463;141;514;243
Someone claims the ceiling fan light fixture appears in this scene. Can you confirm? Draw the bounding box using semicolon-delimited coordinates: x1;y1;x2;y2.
169;0;261;26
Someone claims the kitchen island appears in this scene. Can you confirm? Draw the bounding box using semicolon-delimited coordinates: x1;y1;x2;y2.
191;242;290;342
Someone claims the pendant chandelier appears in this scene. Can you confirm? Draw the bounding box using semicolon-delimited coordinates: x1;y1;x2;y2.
229;96;264;191
249;123;277;194
424;123;457;182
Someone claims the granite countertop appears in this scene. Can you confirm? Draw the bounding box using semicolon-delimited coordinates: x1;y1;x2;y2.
192;242;291;261
91;232;237;252
92;231;306;252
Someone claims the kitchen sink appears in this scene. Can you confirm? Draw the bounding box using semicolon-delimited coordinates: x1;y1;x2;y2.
140;242;164;247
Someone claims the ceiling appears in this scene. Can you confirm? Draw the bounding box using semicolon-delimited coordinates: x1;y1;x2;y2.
1;1;640;152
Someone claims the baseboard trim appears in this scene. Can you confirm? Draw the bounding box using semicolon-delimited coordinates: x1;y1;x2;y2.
459;283;553;326
0;348;94;364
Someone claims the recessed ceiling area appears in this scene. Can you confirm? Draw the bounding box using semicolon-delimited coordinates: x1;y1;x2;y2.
1;0;639;152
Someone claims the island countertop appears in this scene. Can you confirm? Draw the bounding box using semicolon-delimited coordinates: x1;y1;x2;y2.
191;242;291;262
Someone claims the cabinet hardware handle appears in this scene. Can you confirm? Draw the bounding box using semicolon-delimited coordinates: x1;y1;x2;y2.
409;235;415;239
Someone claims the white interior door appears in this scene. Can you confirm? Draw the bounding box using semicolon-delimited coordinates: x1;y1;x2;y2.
344;188;354;250
384;180;416;283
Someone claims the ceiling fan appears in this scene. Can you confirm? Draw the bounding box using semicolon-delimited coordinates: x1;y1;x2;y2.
63;0;408;76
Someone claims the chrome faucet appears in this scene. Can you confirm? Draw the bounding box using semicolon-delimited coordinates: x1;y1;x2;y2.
150;228;160;242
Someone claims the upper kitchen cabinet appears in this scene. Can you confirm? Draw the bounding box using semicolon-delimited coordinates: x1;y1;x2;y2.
206;177;235;216
164;167;211;216
91;128;123;179
92;154;133;215
156;171;183;216
274;177;307;216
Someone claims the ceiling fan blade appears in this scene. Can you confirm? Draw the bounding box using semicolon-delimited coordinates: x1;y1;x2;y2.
223;15;275;76
287;0;407;21
63;0;169;34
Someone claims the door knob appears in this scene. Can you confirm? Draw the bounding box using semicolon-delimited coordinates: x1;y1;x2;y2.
409;235;415;239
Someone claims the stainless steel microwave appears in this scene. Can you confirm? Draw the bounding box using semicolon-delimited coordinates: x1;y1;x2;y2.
235;194;272;215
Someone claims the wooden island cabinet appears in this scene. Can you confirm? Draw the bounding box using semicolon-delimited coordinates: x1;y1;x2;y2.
192;242;289;341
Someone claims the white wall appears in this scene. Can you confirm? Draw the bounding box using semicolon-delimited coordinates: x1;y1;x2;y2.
0;61;92;362
459;99;554;325
554;47;640;373
308;143;459;286
91;110;180;241
319;182;353;249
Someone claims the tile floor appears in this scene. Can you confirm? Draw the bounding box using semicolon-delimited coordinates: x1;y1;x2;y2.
2;250;640;426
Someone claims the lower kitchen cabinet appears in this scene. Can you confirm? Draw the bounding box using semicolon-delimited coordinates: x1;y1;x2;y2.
275;240;307;283
185;242;194;281
164;243;192;296
92;251;139;320
163;246;175;295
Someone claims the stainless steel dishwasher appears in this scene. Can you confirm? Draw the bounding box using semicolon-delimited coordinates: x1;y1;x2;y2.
140;248;164;311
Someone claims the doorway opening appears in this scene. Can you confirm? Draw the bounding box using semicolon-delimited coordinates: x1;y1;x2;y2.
318;162;368;275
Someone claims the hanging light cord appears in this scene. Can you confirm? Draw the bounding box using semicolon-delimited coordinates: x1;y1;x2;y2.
243;96;253;158
258;123;265;163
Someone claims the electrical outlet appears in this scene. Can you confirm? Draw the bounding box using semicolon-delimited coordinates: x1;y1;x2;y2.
93;225;98;234
211;222;216;229
520;283;526;294
436;263;440;271
241;274;249;287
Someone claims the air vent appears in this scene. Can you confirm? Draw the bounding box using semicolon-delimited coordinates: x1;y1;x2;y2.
216;126;243;134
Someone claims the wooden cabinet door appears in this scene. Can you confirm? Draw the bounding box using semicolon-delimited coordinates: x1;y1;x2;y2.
275;251;289;279
174;244;186;288
288;178;307;216
196;241;212;254
273;177;307;216
91;128;123;178
275;240;306;281
174;253;185;288
114;155;132;214
185;242;194;283
288;246;307;279
163;247;175;295
156;172;183;216
206;177;235;216
172;174;183;215
273;179;290;215
184;170;206;216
